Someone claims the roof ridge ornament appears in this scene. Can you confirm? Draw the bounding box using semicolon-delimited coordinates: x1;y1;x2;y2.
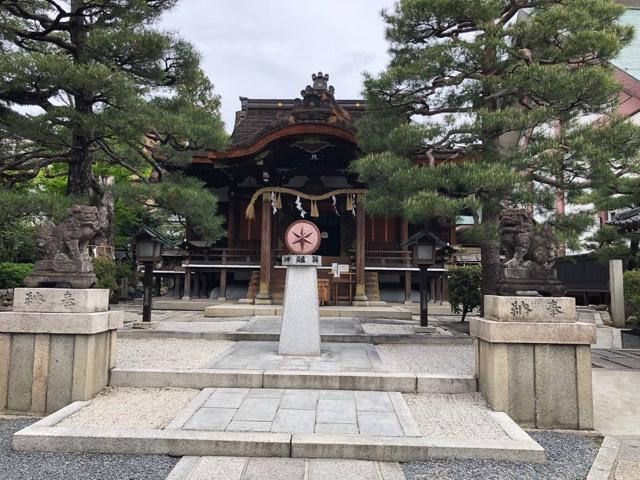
311;72;335;95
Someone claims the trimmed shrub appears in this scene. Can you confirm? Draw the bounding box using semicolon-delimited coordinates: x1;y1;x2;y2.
624;269;640;322
93;257;119;302
0;263;33;289
448;265;482;322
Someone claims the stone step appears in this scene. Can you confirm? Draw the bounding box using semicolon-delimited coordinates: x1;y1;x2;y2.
109;368;477;394
205;304;413;320
13;390;545;463
118;329;473;345
166;456;406;480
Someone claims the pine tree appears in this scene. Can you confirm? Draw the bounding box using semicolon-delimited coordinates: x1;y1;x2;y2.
0;1;227;244
355;0;640;297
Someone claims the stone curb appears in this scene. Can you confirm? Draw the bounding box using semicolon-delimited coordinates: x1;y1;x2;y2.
586;436;621;480
11;403;545;463
108;368;477;394
116;329;473;345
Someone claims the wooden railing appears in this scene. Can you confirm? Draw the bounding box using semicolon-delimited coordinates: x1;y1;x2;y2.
185;248;260;265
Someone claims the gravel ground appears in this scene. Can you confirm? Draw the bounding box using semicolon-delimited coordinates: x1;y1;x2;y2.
0;418;178;480
155;321;247;333
404;393;508;440
376;344;474;375
116;338;235;369
58;387;198;429
403;431;601;480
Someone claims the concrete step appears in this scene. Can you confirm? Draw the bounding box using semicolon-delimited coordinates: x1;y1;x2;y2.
13;390;545;463
166;457;406;480
117;329;473;345
109;368;477;394
205;304;413;320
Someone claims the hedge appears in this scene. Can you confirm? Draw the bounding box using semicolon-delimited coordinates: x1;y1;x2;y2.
0;263;33;289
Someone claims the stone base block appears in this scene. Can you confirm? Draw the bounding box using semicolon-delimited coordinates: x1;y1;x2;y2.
0;329;118;415
0;291;120;415
484;295;576;323
472;296;594;430
13;288;109;314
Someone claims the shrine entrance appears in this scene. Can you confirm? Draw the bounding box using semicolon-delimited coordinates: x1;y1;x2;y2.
313;212;341;257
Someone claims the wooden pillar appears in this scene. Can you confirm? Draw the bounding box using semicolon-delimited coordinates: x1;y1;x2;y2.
227;195;237;250
154;275;161;297
401;218;412;304
183;270;191;300
429;276;436;303
354;194;368;303
256;193;272;304
193;272;200;298
202;273;209;299
219;269;228;301
174;274;182;298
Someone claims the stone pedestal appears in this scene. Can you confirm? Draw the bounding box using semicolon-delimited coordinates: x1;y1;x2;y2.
0;288;122;415
279;255;321;356
471;295;595;430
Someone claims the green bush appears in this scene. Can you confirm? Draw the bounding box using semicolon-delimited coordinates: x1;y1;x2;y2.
448;265;482;322
624;269;640;322
0;263;33;289
93;258;120;302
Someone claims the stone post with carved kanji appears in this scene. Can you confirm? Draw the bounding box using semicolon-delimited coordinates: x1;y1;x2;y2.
0;288;122;415
471;295;595;429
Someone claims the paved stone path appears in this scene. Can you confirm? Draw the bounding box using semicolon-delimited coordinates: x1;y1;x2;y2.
615;438;640;480
592;349;640;370
207;341;386;372
167;457;406;480
176;388;420;437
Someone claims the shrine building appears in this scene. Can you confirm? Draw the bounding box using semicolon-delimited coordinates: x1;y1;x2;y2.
172;73;458;305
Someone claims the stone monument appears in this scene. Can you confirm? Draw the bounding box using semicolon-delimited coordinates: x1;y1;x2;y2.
278;220;322;356
0;205;122;415
471;209;595;429
24;205;99;289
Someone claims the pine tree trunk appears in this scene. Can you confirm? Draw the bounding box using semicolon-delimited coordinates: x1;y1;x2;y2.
66;139;93;197
479;207;501;316
66;0;93;198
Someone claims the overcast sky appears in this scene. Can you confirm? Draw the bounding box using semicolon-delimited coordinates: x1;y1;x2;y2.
160;0;396;132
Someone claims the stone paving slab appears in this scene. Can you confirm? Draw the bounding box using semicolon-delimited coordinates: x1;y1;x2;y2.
166;456;407;480
208;341;387;372
592;349;640;370
173;388;420;438
12;397;544;463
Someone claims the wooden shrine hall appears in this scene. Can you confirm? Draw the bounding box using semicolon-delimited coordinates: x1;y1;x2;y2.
167;72;454;305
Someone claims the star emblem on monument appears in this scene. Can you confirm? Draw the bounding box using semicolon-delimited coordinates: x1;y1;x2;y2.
292;226;313;252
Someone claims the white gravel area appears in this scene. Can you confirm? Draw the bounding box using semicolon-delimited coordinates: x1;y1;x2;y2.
376;344;474;375
404;393;509;440
155;321;246;333
58;387;198;429
116;338;235;369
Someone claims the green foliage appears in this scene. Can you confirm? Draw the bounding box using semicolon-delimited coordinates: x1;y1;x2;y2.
447;266;482;322
624;270;640;321
0;263;33;289
94;258;118;299
355;0;640;296
0;0;227;212
115;174;225;245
